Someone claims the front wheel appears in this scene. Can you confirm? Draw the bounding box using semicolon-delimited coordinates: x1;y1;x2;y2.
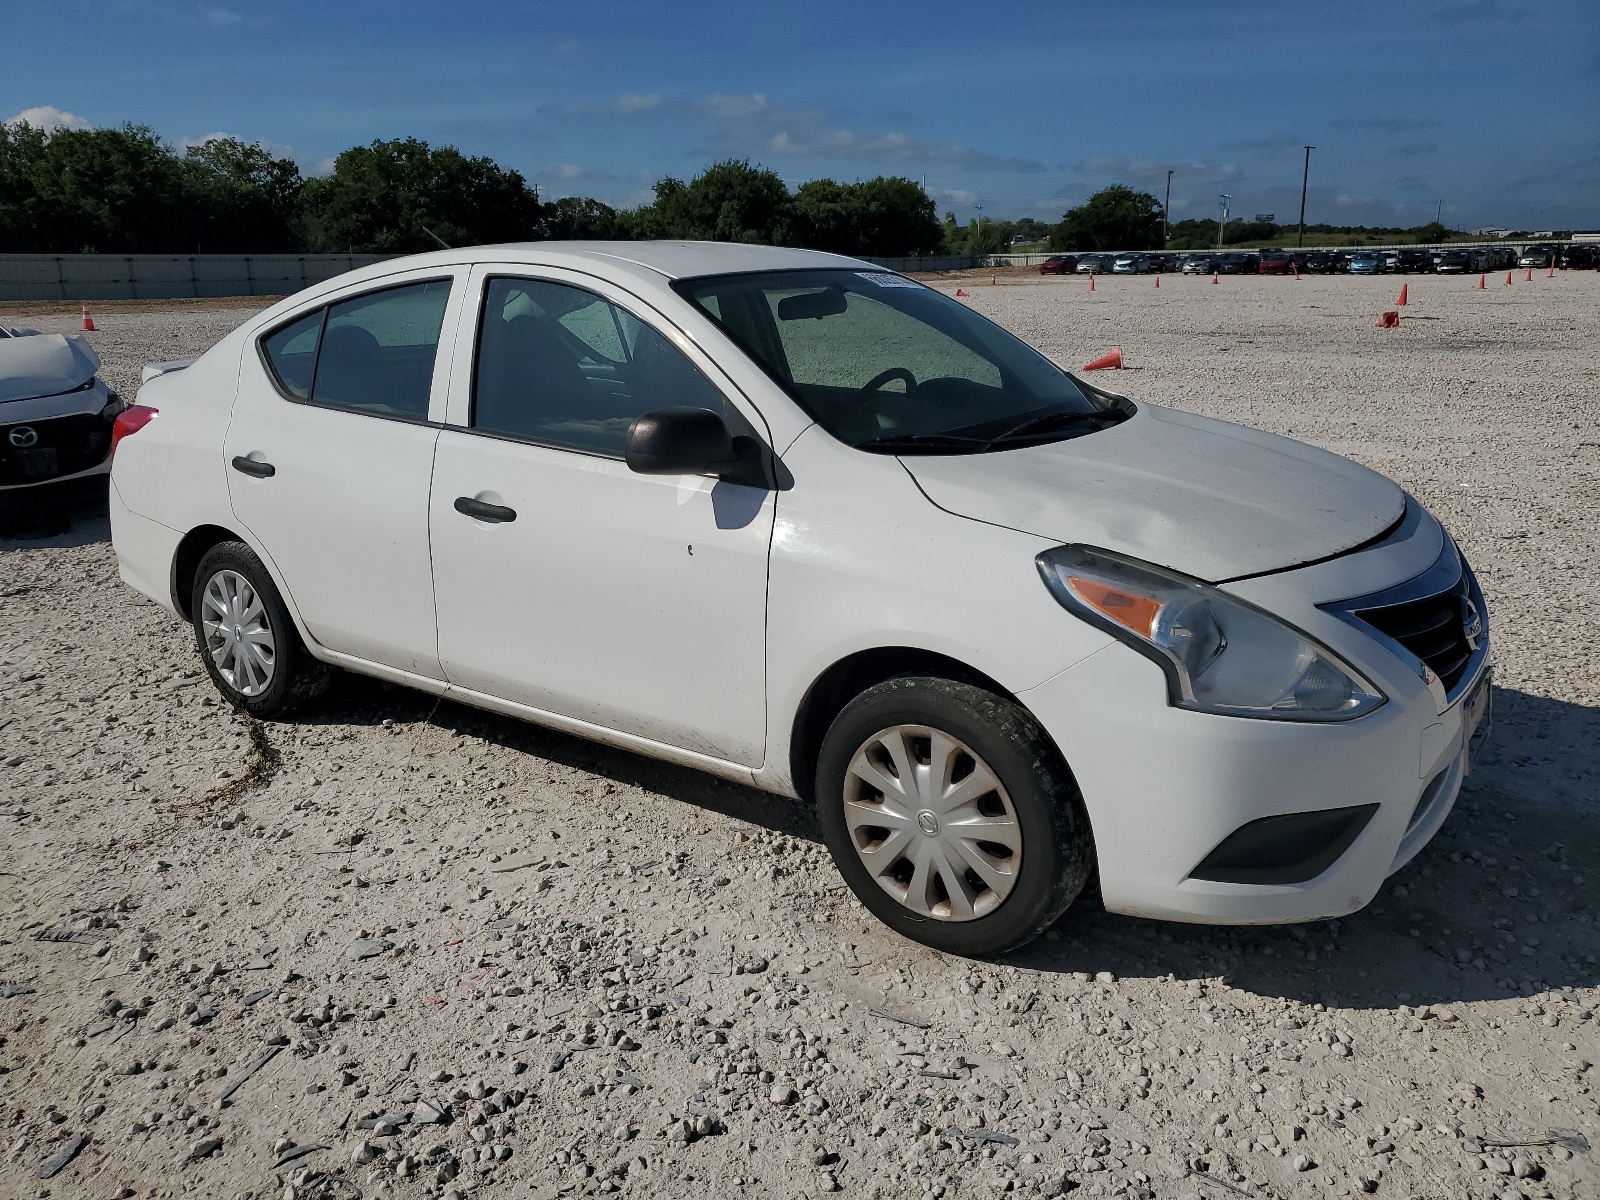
190;541;333;718
815;676;1094;956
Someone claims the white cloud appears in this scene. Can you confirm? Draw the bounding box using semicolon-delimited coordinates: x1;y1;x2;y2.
200;5;243;26
608;91;1044;174
6;105;92;133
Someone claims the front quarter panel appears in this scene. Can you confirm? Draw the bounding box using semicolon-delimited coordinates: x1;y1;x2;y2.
759;428;1114;795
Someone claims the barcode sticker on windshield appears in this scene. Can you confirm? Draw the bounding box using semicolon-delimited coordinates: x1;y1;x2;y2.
856;272;921;288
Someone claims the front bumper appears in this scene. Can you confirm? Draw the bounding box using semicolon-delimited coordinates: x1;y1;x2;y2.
1020;520;1489;925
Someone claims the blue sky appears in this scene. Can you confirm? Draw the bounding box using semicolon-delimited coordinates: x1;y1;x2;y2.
6;0;1597;229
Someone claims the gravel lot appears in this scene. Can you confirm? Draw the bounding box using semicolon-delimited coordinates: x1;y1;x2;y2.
2;273;1598;1200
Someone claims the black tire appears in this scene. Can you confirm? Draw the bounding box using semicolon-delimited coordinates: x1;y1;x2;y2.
815;676;1093;957
190;540;333;718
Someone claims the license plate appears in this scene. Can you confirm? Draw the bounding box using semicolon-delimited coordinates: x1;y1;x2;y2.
16;447;59;478
1461;667;1492;773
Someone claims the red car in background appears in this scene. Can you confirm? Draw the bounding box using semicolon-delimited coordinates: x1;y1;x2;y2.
1257;249;1297;274
1039;255;1077;275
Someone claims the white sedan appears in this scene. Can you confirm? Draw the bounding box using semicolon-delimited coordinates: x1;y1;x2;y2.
109;242;1490;954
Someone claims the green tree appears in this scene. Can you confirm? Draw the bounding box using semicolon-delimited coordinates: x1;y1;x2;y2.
0;123;193;252
298;137;544;253
183;137;303;252
791;176;941;257
941;211;1011;255
541;195;619;240
1048;185;1165;252
620;160;791;244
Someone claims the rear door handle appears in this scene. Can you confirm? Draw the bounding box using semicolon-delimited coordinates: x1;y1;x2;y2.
454;496;516;523
231;455;275;478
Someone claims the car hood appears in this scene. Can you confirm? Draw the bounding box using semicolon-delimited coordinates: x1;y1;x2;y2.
901;403;1405;582
0;333;100;404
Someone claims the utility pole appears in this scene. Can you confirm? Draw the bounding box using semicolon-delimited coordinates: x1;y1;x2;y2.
974;203;985;250
1297;145;1314;248
1218;195;1231;250
1163;169;1173;249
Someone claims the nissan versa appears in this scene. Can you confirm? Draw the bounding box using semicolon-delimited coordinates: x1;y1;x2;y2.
109;243;1491;955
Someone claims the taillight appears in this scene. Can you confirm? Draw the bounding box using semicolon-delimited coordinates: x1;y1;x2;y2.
110;405;158;459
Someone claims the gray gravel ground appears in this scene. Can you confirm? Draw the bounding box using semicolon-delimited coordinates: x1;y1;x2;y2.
1;274;1597;1200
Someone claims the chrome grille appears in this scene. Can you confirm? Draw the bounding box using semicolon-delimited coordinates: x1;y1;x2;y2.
1321;534;1487;706
1353;569;1477;692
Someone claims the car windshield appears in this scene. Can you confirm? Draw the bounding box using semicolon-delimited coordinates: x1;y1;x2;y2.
674;269;1122;454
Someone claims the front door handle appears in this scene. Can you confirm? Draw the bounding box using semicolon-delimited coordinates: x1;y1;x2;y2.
454;496;516;523
231;455;275;478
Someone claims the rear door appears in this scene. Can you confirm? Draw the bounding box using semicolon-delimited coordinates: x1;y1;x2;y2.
224;270;467;679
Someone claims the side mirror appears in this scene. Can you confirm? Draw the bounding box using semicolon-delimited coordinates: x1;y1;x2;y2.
625;407;733;475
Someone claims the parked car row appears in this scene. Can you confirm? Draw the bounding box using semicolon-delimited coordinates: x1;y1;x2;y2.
1043;243;1600;277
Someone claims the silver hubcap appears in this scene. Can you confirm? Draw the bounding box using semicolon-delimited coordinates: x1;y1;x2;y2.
201;569;276;697
843;725;1022;921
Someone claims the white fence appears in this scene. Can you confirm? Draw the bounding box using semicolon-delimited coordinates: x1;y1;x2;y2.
0;253;392;302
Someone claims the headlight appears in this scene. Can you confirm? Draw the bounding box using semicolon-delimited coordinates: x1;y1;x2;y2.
1037;545;1385;721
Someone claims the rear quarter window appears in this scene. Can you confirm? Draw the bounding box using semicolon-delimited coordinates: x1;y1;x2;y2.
261;309;323;399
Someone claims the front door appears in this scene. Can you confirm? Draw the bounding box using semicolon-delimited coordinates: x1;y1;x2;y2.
428;268;773;766
224;272;461;679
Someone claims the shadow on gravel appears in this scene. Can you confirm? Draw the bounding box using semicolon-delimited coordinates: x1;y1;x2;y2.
0;493;110;548
283;650;1600;1015
298;672;821;841
1010;686;1600;1011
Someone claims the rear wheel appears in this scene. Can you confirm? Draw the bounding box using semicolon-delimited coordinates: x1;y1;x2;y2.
816;676;1093;956
191;541;333;718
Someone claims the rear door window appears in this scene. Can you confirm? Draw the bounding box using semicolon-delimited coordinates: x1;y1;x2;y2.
313;280;452;419
258;278;453;419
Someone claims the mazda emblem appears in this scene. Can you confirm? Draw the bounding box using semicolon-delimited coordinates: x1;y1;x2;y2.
8;426;39;448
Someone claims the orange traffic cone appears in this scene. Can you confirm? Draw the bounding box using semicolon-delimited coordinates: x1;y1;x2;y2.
1154;275;1160;288
954;288;969;297
1082;347;1124;371
1375;310;1400;328
1088;273;1096;292
1396;283;1408;306
1525;268;1532;282
1211;271;1218;284
1504;271;1513;285
1478;274;1486;288
80;303;96;332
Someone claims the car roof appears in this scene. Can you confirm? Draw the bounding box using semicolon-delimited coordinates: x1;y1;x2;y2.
456;239;871;279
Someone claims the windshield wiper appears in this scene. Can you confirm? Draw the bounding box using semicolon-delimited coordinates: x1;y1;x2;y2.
981;407;1121;448
853;431;992;454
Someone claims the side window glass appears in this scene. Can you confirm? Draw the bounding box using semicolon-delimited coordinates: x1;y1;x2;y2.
261;309;323;399
310;279;452;419
473;277;729;457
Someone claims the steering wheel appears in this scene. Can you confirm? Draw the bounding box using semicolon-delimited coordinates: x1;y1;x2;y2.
840;367;918;421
